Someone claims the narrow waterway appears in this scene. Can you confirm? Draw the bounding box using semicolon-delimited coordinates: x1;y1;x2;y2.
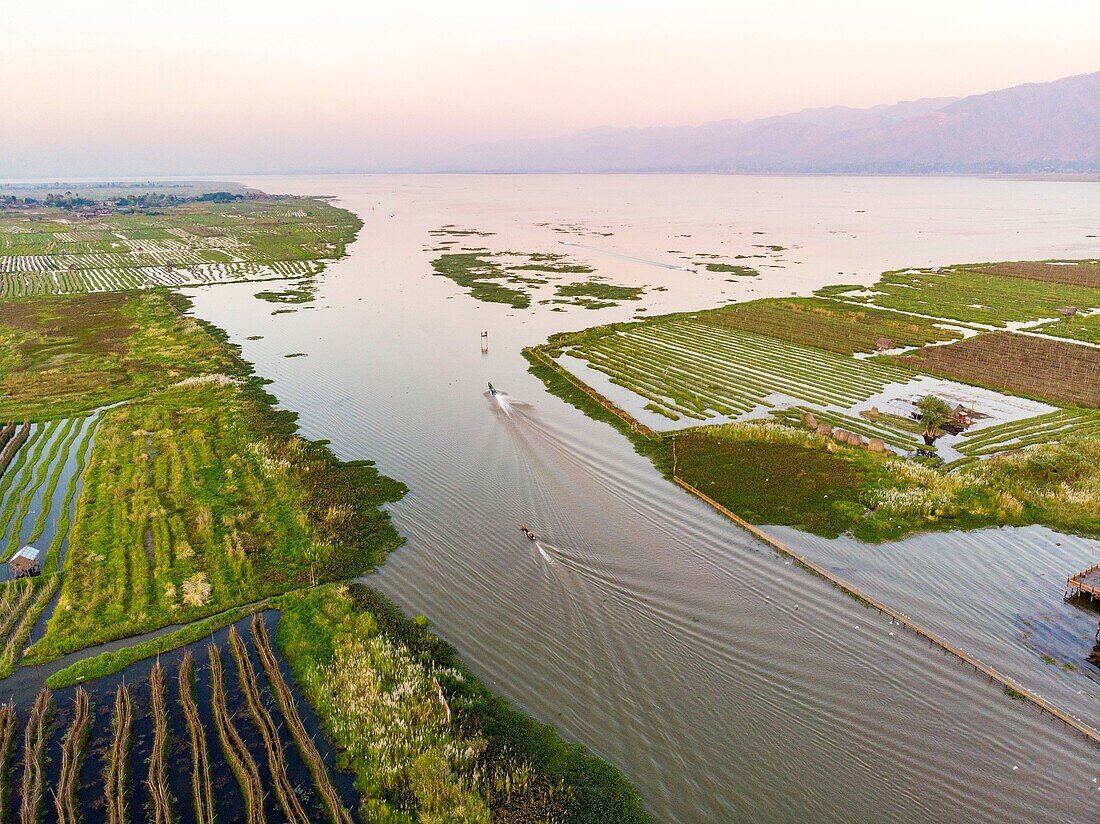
189;174;1100;822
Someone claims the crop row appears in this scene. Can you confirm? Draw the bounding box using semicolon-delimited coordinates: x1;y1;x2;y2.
565;319;917;421
958;408;1100;457
852;267;1100;327
0;627;352;823
791;407;919;452
0;414;99;571
0;259;322;298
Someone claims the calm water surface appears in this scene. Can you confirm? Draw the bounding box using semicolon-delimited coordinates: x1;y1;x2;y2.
188;175;1100;823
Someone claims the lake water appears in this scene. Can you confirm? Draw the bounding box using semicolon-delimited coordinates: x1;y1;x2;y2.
188;174;1100;823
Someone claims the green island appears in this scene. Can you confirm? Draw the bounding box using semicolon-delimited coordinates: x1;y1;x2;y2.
527;258;1100;542
0;191;646;822
428;234;644;310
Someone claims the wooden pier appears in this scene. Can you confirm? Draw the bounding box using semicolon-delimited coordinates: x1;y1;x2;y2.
1068;564;1100;601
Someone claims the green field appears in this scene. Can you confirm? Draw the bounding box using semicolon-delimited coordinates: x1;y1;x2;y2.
561;318;916;421
0;290;235;420
839;265;1100;327
1030;312;1100;344
699;297;962;354
0;196;359;297
25;376;405;663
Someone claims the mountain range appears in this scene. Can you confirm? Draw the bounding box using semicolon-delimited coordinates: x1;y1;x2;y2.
430;71;1100;173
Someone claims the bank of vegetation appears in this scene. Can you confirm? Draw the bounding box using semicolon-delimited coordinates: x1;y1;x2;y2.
278;583;647;822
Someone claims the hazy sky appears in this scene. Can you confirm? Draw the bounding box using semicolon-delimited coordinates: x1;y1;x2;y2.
3;0;1098;177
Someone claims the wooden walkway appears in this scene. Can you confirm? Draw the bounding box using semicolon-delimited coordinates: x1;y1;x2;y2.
1068;564;1100;601
673;476;1100;747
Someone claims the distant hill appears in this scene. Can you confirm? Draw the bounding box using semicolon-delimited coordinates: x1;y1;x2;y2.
432;72;1100;173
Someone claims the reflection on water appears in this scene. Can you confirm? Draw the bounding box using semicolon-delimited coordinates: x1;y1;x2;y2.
187;174;1100;823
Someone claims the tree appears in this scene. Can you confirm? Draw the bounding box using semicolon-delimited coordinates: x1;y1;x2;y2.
916;395;953;445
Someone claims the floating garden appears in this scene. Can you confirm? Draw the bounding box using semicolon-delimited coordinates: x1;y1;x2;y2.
0;197;360;298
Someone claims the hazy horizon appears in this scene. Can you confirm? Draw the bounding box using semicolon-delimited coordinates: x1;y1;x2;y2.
4;1;1099;177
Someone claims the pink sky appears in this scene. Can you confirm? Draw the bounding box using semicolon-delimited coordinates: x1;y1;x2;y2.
3;1;1098;176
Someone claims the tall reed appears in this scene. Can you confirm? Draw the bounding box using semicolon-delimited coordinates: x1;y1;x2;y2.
208;643;266;824
178;651;215;824
18;688;50;824
54;688;91;824
104;683;132;824
251;615;352;824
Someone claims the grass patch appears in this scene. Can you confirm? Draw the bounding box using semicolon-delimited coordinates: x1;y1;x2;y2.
698;297;961;354
0;290;235;420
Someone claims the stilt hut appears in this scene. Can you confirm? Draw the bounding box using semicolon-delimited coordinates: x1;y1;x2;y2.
10;545;40;578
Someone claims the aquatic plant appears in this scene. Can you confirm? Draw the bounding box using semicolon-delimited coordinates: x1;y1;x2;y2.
178;651;215;824
54;687;91;824
19;687;51;824
208;643;266;824
105;683;132;824
251;615;352;824
146;662;173;824
228;625;310;823
0;701;16;816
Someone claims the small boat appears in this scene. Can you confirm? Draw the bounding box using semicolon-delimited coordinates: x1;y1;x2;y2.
488;382;497;396
519;523;537;541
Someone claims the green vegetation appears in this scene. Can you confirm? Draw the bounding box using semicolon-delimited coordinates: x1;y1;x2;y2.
699;297;960;354
45;602;267;689
561;318;915;421
0;290;234;419
0;574;63;678
27;374;405;663
0;196;361;297
842;265;1100;327
430;240;639;310
1030;312;1100;344
916;394;954;445
674;421;1100;541
701;263;758;275
526;258;1100;542
278;583;647;822
431;252;531;308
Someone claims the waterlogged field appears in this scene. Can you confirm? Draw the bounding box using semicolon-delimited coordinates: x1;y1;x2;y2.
537;258;1100;542
557;319;918;422
0;197;360;297
0;413;101;573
